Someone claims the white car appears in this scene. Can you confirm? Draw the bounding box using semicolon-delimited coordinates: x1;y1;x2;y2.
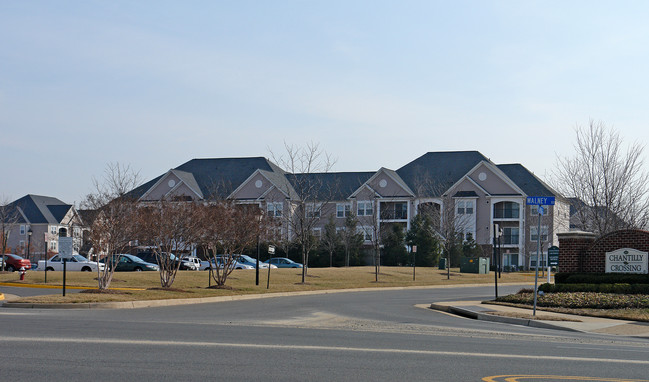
181;256;201;271
38;254;105;272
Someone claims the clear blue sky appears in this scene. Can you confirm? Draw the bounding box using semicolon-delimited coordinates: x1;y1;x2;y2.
2;1;649;205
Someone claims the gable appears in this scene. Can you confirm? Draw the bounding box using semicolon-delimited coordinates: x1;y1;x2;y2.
351;168;413;200
139;171;203;201
397;151;489;197
467;162;521;196
230;171;276;200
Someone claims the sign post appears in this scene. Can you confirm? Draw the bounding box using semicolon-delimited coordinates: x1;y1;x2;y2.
266;245;275;289
526;196;555;316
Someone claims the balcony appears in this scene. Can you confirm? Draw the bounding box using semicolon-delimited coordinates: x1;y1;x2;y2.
380;202;408;220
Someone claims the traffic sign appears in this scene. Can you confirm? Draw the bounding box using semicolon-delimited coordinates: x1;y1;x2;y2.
526;196;555;205
548;246;559;266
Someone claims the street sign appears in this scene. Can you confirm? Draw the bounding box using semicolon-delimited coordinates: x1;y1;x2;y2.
268;245;275;255
526;196;555;206
548;246;559;266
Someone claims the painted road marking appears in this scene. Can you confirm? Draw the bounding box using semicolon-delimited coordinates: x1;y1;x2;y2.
483;376;649;382
1;336;648;366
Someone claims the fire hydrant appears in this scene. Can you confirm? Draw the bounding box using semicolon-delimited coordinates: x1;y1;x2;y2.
19;267;26;281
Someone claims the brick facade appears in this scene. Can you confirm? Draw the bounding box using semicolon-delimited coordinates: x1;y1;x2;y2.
557;229;649;273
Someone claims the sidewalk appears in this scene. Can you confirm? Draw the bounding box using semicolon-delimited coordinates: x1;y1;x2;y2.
430;300;649;338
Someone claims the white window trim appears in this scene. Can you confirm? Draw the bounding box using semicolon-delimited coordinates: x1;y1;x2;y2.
357;226;374;242
530;225;549;242
336;203;351;218
267;202;283;218
305;203;322;219
357;201;374;217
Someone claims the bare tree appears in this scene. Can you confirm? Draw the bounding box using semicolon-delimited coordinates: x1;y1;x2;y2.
137;198;202;288
269;141;336;283
553;120;649;235
197;201;264;287
355;194;387;282
1;195;21;271
82;163;141;290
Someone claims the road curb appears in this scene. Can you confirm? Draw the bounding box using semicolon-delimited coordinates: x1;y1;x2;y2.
2;282;532;310
429;302;580;332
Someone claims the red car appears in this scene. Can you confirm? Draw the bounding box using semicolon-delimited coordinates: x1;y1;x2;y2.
1;254;32;272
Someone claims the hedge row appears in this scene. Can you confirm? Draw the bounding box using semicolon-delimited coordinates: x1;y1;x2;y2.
498;291;649;309
554;272;649;285
539;282;649;294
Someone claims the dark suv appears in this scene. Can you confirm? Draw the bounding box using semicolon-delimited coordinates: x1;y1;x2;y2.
136;251;191;270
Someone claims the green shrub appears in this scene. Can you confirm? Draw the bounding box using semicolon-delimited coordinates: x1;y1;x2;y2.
497;291;649;309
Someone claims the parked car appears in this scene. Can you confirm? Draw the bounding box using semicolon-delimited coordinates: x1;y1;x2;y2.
200;256;255;270
99;254;159;272
264;257;303;268
38;254;105;272
0;254;32;272
236;254;277;269
181;256;201;271
137;251;193;270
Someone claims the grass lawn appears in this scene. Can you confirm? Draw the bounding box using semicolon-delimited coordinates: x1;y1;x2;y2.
1;266;535;304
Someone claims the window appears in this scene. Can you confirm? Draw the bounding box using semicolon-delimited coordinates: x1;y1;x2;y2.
494;202;520;218
336;203;351;218
456;200;474;215
502;227;519;245
267;202;283;217
394;202;408;219
20;225;25;235
530;226;549;242
306;204;320;218
49;241;57;250
50;225;57;234
357;201;373;216
357;227;373;242
312;228;322;239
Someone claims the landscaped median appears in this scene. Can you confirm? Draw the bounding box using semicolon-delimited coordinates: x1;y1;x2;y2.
492;290;649;322
0;266;536;305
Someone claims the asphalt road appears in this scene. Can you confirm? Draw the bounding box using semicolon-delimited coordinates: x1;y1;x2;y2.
1;284;648;381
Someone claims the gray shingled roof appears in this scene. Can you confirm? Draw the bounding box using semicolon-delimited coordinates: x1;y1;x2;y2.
397;151;490;197
130;157;285;200
497;164;561;198
5;195;73;224
288;172;375;200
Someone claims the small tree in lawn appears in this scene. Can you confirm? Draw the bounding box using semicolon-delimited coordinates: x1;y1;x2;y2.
270;141;336;283
198;201;263;287
82;163;141;290
137;198;201;288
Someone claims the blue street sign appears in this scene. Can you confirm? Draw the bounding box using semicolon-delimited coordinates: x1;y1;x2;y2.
526;196;555;206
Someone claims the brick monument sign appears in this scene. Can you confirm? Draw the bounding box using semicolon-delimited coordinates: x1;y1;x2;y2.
557;229;649;274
